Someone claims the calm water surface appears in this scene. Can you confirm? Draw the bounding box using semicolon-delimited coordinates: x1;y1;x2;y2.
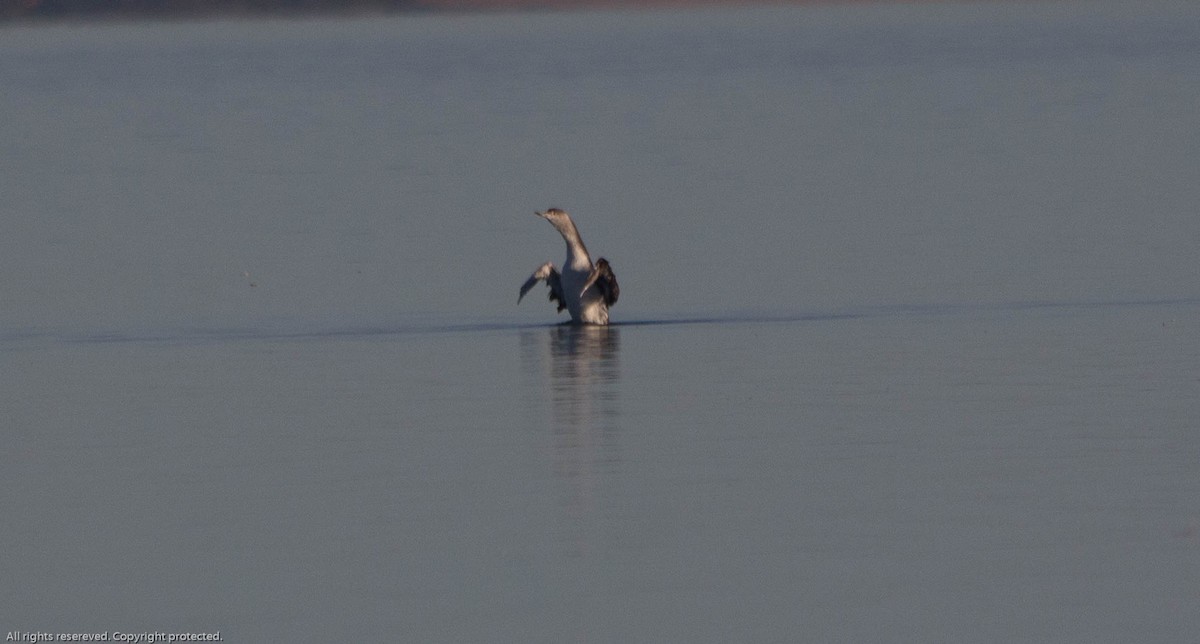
3;2;1200;641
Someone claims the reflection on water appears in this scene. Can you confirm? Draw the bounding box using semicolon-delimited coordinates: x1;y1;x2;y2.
521;324;622;429
546;324;621;420
521;325;621;556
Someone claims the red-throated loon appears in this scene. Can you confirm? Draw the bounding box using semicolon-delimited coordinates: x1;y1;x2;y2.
518;208;619;325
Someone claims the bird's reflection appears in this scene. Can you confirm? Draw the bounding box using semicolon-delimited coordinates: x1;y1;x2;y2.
547;324;620;418
519;324;621;556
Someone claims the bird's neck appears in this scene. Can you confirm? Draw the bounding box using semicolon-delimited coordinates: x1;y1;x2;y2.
556;222;593;270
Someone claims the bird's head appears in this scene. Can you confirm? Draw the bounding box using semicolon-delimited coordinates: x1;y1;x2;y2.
535;208;576;236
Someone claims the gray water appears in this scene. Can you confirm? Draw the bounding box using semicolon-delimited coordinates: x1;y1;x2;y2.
3;2;1200;641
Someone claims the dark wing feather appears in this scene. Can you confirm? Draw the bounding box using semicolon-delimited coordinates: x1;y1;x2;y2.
583;257;619;307
519;262;567;313
547;270;566;312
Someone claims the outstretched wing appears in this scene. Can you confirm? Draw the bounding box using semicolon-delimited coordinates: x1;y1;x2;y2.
580;257;619;307
518;262;566;312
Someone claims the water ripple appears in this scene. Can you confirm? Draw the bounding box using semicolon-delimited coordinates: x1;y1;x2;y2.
4;296;1197;347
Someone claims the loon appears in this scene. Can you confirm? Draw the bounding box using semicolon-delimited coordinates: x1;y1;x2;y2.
518;208;619;325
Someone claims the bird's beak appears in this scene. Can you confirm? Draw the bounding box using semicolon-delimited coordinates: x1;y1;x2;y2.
534;210;545;218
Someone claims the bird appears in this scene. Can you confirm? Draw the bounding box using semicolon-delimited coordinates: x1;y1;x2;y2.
518;208;619;325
